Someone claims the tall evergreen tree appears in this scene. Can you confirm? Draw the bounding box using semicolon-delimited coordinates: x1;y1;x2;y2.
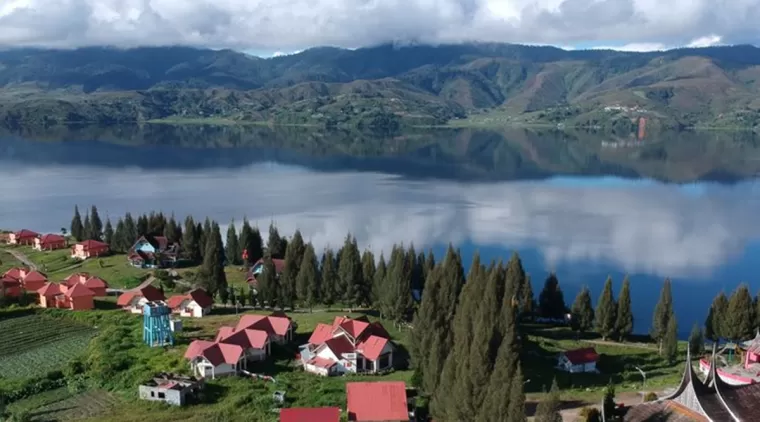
479;304;521;422
137;214;149;236
320;248;338;308
361;250;376;302
113;218;126;252
164;214;181;243
195;222;205;259
538;273;566;319
296;243;320;310
421;249;435;294
225;220;241;265
89;206;103;240
71;206;84;241
182;216;200;263
123;212;138;246
387;245;413;324
651;278;674;354
727;284;755;341
689;322;705;356
615;276;634;340
267;223;284;258
602;382;617;421
239;220;264;266
664;314;679;364
280;230;306;309
372;254;387;308
338;234;364;308
535;379;562;422
521;275;534;317
570;286;595;335
82;213;92;240
705;292;729;341
103;219;114;245
201;222;227;294
257;256;278;307
506;252;528;312
595;276;617;340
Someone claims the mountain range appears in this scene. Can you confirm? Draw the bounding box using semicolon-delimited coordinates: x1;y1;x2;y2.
2;44;760;130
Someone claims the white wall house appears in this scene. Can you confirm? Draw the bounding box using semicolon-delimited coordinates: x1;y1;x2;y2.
184;341;246;379
557;347;600;373
167;289;214;318
176;299;211;318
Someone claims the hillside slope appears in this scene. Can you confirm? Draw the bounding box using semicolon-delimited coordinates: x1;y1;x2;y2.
2;44;760;129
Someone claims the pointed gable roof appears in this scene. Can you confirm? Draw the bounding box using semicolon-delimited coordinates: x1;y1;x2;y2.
357;335;392;361
83;276;108;289
38;233;65;245
23;270;47;284
280;407;341;422
3;267;28;281
220;328;269;350
116;284;165;306
166;295;190;309
201;343;244;366
309;323;335;345
235;313;291;337
346;382;409;422
1;276;21;288
14;229;39;238
215;326;236;342
188;288;214;308
64;283;96;298
37;282;62;296
323;336;355;357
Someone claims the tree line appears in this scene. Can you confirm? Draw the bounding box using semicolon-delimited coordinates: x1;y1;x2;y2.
704;284;760;343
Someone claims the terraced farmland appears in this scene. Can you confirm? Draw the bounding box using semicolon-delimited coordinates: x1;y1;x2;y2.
0;315;97;379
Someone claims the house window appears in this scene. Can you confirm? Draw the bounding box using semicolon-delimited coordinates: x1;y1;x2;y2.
150;391;155;397
158;392;166;399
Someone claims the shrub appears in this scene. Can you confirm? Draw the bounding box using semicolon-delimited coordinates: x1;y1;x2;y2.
644;391;658;402
578;407;601;422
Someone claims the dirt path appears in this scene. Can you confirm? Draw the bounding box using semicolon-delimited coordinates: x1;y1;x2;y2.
3;248;38;271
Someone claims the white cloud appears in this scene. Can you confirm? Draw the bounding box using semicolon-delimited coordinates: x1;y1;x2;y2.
0;162;757;280
0;0;755;51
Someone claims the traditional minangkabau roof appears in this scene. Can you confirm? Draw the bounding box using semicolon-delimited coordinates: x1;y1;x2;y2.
624;343;760;421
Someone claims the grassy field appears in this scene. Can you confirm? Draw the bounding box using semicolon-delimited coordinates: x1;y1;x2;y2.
0;250;24;274
0;314;98;379
8;388;119;421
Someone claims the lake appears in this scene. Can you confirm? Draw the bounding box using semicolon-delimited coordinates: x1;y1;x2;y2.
2;124;760;337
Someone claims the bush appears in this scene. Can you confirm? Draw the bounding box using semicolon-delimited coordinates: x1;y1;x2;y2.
644;391;658;402
578;407;601;422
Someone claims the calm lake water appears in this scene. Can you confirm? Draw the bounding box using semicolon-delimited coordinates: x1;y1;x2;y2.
2;125;760;337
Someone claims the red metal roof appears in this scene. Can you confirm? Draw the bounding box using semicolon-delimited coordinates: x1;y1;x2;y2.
308;323;335;345
323;336;355;357
215;326;236;342
38;234;65;245
64;283;96;298
220;328;269;349
280;407;340;422
188;288;214;308
14;229;39;238
23;271;48;283
166;295;188;309
357;335;391;361
1;276;21;287
346;382;408;421
116;285;164;306
184;340;216;360
235;314;292;337
184;341;243;366
3;267;28;281
76;240;109;250
308;357;338;369
83;277;108;289
562;347;600;365
37;282;62;296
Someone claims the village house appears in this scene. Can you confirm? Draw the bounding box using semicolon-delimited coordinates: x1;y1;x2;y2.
184;340;247;379
33;234;67;251
557;347;600;373
299;316;395;376
166;288;214;318
234;313;294;344
71;240;110;260
2;267;48;292
128;235;181;269
346;382;411;422
247;258;286;287
138;373;204;406
280;407;341;422
8;229;40;246
64;273;109;296
37;282;96;310
0;275;22;298
117;285;166;313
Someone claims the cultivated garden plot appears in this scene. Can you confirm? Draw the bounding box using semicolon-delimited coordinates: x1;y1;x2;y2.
25;389;118;421
0;315;97;379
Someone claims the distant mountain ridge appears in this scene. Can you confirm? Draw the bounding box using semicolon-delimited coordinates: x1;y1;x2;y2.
2;43;760;129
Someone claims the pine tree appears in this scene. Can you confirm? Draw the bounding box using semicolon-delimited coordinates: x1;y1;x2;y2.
182;216;200;263
219;286;229;306
71;206;84;241
689;322;704;356
602;382;616;420
267;223;284;258
320;248;338;308
361;250;376;303
225;220;241;265
124;213;138;246
338;234;364;308
89;206;103;240
479;306;521;422
615;276;634;340
521;275;534;317
83;213;92;241
240;220;264;266
506;366;527;422
706;292;729;341
651;278;673;354
595;276;617;340
238;287;247;307
280;230;306;309
538;273;566;319
113;218;126;252
535;378;562;422
506;252;528;313
385;245;413;325
103;219;114;245
201;222;227;294
164;214;179;243
296;243;319;310
372;254;387;307
257;256;278;307
137;214;149;237
570;286;595;335
664;313;678;364
727;284;755;341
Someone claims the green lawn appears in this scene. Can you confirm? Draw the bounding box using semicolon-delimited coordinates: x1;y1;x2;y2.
0;250;24;274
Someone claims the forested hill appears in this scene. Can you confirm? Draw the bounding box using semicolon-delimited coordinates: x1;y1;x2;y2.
2;44;760;129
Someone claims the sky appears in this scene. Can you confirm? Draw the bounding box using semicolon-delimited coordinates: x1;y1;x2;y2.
0;0;752;56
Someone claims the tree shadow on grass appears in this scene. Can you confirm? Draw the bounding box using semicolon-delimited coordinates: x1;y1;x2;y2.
196;382;229;404
94;299;119;310
524;400;588;417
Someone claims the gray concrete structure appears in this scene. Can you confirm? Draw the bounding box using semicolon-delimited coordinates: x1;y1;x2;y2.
138;373;204;406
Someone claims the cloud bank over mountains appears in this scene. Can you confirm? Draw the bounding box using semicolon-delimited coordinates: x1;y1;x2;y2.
0;0;750;51
1;162;757;280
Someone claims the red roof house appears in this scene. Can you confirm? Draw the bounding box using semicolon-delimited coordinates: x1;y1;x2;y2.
71;240;110;260
166;288;214;318
33;234;67;251
247;258;286;286
64;273;108;296
117;285;165;313
37;283;63;308
557;347;600;373
61;283;96;310
301;316;395;376
0;276;22;298
184;340;246;379
3;267;28;281
21;270;48;292
235;313;294;344
280;407;341;422
9;229;40;245
346;382;409;422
